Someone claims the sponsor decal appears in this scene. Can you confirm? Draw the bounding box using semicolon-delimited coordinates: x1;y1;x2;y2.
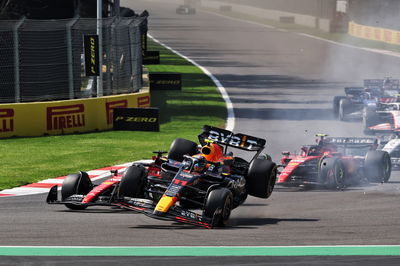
149;73;182;90
325;137;376;144
84;35;100;76
0;108;14;132
105;100;128;125
137;96;150;107
207;130;259;150
47;104;85;131
113;107;159;131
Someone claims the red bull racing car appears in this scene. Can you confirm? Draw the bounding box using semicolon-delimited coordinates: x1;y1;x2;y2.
47;125;277;228
277;135;391;189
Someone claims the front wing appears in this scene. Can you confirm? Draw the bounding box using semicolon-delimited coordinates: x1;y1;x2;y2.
113;197;215;229
46;185;116;207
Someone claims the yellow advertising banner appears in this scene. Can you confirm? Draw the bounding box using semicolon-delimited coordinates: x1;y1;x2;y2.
0;91;150;138
348;21;400;45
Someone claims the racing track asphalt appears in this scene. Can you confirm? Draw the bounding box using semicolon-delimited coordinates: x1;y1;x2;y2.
2;0;400;264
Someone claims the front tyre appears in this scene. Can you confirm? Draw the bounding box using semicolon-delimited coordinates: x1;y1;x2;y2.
246;159;277;198
363;107;378;135
203;188;233;227
338;98;351;121
333;96;346;119
118;165;147;197
62;171;92;210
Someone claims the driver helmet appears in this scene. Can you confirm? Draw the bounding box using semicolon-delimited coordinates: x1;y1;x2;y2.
201;142;224;162
192;155;206;172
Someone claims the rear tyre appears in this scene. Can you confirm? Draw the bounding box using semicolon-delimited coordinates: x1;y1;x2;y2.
118;165;147;197
338;98;351;121
333;96;346;119
167;138;198;162
203;188;233;227
365;150;391;183
246;159;276;198
319;157;345;189
62;171;92;210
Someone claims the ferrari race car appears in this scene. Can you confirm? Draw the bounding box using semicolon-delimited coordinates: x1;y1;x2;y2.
47;125;277;228
277;134;391;189
333;78;400;121
176;5;196;14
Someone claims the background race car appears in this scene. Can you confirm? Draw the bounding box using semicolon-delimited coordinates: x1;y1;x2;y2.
363;102;400;135
333;78;400;121
48;125;277;228
277;135;391;189
379;134;400;169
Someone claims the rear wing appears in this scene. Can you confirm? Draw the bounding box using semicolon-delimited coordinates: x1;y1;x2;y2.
344;87;363;96
323;137;377;146
198;125;266;152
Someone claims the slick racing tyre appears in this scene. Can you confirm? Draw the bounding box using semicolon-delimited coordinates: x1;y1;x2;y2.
363;107;378;135
118;165;147;197
338;98;351;121
62;171;92;210
167;138;198;162
246;159;277;198
319;157;345;189
333;96;346;119
203;188;233;227
365;150;391;183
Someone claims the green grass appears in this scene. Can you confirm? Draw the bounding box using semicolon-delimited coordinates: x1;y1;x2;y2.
0;40;226;190
204;7;400;53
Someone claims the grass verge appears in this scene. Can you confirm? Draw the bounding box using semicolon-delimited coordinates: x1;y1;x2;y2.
0;39;226;191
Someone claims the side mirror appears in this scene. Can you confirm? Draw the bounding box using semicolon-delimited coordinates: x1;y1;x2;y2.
281;151;290;156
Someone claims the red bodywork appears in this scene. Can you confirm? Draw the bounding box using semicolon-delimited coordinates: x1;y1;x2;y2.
278;144;363;185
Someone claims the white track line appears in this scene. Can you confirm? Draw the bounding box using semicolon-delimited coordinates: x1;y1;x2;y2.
148;34;235;131
202;9;400;58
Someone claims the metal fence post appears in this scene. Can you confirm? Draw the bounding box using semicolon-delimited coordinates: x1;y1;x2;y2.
13;17;25;103
129;19;136;93
66;16;79;99
97;0;104;97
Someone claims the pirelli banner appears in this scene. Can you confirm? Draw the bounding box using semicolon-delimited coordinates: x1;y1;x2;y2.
0;91;150;138
348;21;400;45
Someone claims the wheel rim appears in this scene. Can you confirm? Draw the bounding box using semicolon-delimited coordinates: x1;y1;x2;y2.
325;163;344;188
334;164;344;187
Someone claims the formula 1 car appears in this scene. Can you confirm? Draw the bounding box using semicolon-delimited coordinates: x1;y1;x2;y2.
379;134;400;169
47;125;277;228
176;5;196;14
333;78;400;121
277;134;391;189
363;102;400;135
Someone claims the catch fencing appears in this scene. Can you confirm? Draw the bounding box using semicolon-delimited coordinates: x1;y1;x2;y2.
0;15;146;103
